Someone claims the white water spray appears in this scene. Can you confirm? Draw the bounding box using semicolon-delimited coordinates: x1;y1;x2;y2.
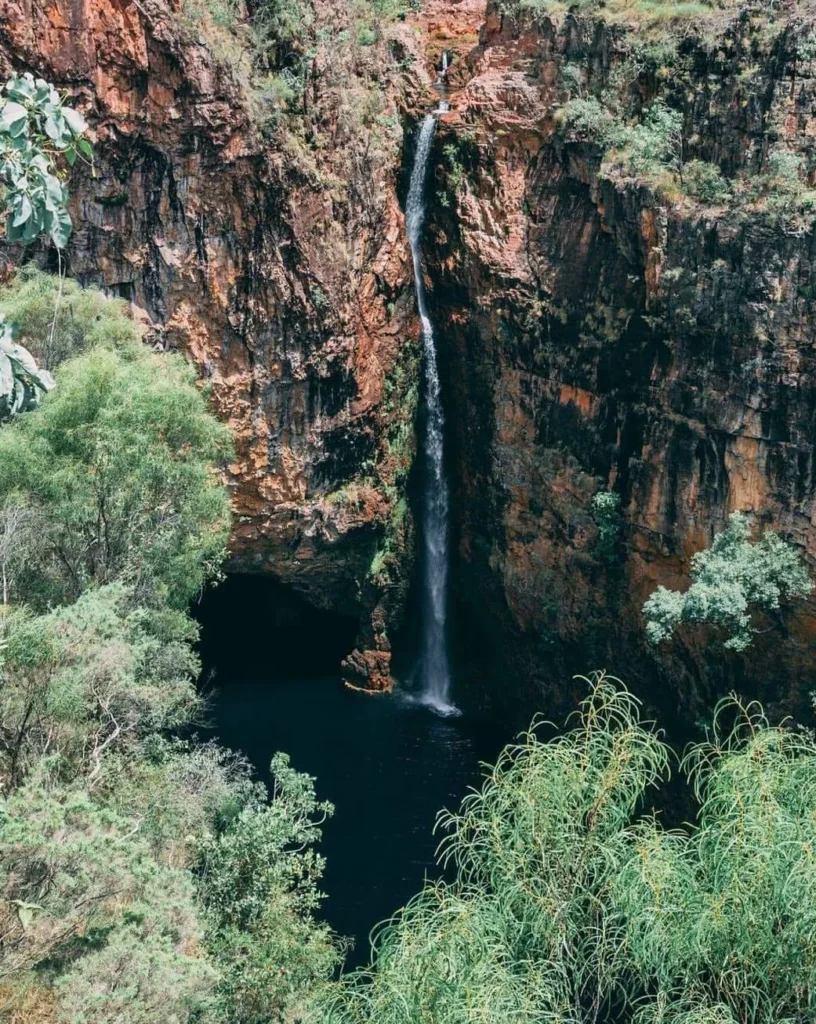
441;50;449;74
405;115;457;717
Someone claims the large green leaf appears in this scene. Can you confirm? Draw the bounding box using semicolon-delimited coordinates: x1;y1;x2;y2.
50;207;73;248
11;194;32;228
0;348;13;398
62;107;87;137
0;101;28;136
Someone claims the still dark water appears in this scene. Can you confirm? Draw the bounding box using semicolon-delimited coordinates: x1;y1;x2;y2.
197;577;508;968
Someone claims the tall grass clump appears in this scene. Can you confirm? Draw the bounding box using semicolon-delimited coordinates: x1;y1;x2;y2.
315;672;816;1024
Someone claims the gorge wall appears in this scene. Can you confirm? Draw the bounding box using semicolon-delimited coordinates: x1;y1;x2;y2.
0;0;438;690
3;0;816;724
426;2;816;725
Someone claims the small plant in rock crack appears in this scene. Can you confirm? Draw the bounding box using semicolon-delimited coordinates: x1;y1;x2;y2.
591;490;623;563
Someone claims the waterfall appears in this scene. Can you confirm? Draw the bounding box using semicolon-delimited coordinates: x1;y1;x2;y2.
441;50;449;74
405;114;458;717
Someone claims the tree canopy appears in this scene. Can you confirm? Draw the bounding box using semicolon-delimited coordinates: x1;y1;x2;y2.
0;342;233;609
0;265;344;1023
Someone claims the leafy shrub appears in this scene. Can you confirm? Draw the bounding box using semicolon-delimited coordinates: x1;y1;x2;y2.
683;159;731;204
766;148;806;193
591;490;622;562
0;494;39;606
0;73;92;248
643;512;812;650
0;266;141;369
254;70;299;119
198;753;342;1023
0;583;203;790
0;782;216;1021
621;100;683;176
745;148;816;220
558;96;623;148
317;674;816;1024
561;98;682;181
0;344;233;609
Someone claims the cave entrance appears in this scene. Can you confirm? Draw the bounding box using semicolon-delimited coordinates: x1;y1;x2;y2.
196;574;359;681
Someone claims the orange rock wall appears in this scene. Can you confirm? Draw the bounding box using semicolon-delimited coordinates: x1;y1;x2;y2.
0;0;436;688
5;0;816;720
424;5;816;724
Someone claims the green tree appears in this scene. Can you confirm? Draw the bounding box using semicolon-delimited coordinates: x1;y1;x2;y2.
198;753;343;1023
0;781;217;1022
0;584;203;792
0;344;232;609
99;737;260;865
643;512;812;651
316;675;816;1024
624;100;683;176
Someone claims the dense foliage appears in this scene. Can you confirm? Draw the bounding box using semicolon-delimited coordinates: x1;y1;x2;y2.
183;0;414;126
0;272;341;1022
544;1;816;225
644;512;812;651
0;266;142;370
199;753;343;1023
0;339;232;610
317;674;816;1024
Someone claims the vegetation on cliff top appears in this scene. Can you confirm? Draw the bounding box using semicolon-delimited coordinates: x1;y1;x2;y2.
540;0;816;225
180;0;414;135
502;0;814;40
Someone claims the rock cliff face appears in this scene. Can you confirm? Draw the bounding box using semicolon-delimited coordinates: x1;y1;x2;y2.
425;2;816;725
0;0;437;690
4;0;816;720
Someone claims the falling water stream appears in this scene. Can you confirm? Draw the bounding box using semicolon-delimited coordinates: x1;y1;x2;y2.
198;94;513;969
406;113;457;716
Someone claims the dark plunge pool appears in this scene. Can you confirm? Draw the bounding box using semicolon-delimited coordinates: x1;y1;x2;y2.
196;576;508;969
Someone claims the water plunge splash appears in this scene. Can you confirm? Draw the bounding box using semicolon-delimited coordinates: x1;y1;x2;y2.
405;115;458;718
